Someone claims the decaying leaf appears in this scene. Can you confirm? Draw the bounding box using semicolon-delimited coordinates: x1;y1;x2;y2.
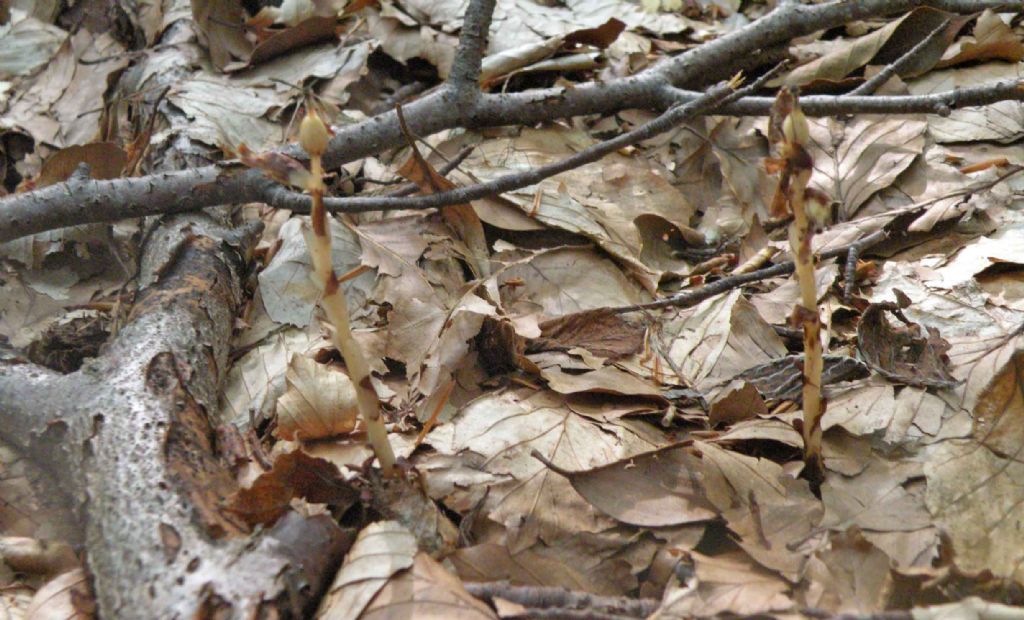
925;440;1024;582
781;8;968;87
24;568;94;619
424;388;663;552
663;290;788;391
528;308;645;360
651;551;793;618
228;449;357;527
542;443;716;527
317;521;418;620
360;553;498;619
937;10;1024;67
35;143;126;188
856;298;958;389
275;354;359;441
806;115;927;221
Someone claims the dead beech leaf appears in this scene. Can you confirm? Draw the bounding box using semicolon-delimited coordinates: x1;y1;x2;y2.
219;327;327;427
821;378;897;437
856;300;957;389
529;308;645;360
275;354;358;441
246;16;338;68
806;116;927;220
317;521;417;620
925;440;1024;582
499;247;647;317
258;217;371;328
360;553;498;620
0;536;78;576
540;364;665;398
397;153;490;278
663;290;788;391
25;568;94;619
781;7;966;87
190;0;253;70
0;16;67;79
450;543;596;592
424;388;663;552
446;127;698;291
544;443;716;527
971;349;1024;458
820;457;931;532
651;551;793;618
907;63;1024;143
948;330;1024;417
698;441;822;581
802;528;893;614
35;143;126;188
228;450;357;527
364;470;460;559
708;381;767;428
937;10;1024;67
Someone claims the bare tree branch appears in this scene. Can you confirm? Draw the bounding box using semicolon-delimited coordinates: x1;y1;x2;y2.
4;78;1021;243
0;0;1020;243
0;214;351;618
448;0;497;94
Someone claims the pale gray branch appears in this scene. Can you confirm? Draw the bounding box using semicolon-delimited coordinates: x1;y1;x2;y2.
0;0;1020;244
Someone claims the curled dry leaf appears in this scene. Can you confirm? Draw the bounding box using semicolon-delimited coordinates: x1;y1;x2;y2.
780;7;967;87
937;10;1024;68
856;298;958;389
275;353;359;441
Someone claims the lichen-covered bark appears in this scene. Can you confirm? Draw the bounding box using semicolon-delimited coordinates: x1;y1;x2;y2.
0;0;352;612
0;215;350;617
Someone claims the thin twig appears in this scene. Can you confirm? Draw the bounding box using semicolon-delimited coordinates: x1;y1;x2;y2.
293;64;787;213
384;146;476;197
843;231;882;302
612;230;889;314
464;582;658;618
448;0;496;93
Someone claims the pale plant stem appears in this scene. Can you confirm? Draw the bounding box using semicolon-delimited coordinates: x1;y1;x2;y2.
306;154;396;476
788;167;824;480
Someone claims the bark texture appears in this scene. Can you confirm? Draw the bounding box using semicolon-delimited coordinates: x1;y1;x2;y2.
0;3;352;616
0;215;350;618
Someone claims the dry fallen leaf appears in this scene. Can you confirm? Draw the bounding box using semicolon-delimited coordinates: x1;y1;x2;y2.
806;115;927;220
543;443;716;527
360;553;498;620
316;521;418;620
275;354;359;441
